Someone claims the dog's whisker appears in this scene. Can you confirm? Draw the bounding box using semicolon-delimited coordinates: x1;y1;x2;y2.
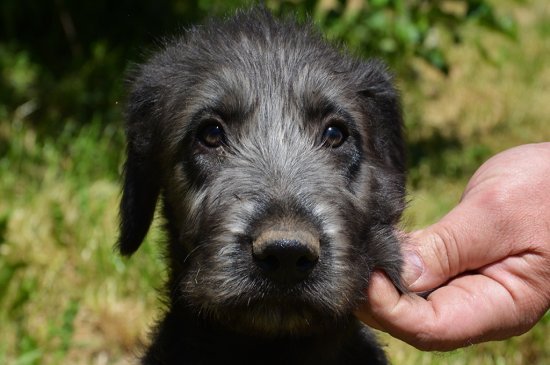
182;242;208;264
194;267;201;285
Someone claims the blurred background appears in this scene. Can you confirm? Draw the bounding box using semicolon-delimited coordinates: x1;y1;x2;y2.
0;0;548;364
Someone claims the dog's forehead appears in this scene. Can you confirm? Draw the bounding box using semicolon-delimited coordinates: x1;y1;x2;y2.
182;46;358;130
157;15;380;152
201;64;344;110
175;17;357;108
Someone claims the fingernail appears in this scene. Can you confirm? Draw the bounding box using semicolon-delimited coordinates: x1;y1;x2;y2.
402;250;423;287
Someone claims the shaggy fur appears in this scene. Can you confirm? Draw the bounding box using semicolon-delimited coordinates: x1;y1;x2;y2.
118;7;406;365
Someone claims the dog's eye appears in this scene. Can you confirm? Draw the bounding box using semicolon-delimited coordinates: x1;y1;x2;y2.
198;122;225;148
321;123;348;148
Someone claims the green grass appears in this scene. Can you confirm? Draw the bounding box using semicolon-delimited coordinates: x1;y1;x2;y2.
1;1;549;364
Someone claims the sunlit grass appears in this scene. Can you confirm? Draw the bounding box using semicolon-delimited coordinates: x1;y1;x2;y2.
0;1;548;364
0;122;165;364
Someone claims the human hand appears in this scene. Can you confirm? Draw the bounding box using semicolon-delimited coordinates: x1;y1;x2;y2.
357;143;550;351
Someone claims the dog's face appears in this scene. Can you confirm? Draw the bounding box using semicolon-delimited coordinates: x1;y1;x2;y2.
119;9;405;336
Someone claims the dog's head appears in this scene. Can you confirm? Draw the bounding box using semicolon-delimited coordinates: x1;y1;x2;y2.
118;8;405;336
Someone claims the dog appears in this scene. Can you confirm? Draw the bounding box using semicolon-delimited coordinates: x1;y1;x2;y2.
118;7;406;365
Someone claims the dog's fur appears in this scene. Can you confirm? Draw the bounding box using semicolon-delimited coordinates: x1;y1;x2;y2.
118;7;406;365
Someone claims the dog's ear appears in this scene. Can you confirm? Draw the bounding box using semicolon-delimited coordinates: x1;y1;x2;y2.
357;59;406;173
117;79;162;256
118;148;160;256
357;61;407;290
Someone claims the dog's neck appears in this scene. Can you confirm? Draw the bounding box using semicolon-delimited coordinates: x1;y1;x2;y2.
142;303;386;365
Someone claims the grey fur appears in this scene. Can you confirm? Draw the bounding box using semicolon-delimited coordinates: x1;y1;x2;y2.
119;7;406;365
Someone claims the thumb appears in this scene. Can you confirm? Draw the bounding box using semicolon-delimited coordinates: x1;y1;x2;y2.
402;195;515;292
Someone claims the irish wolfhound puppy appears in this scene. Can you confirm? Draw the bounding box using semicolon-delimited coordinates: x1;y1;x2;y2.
118;7;406;365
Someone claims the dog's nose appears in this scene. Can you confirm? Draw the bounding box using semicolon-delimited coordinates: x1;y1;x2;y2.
252;229;319;284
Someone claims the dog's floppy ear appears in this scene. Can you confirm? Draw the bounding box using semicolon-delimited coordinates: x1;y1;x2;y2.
358;59;406;173
118;147;160;256
357;60;407;290
118;78;163;256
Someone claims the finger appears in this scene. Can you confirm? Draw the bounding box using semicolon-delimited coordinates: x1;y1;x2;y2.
357;271;441;349
359;270;522;351
355;271;401;332
402;196;520;292
404;143;550;293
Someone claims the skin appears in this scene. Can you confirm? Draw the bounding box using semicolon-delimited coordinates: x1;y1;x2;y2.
356;143;550;351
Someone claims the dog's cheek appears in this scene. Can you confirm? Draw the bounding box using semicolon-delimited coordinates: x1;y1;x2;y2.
308;198;369;307
163;142;229;246
177;199;257;305
331;174;384;297
180;242;257;311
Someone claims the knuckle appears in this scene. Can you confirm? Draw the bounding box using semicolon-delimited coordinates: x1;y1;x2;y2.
430;225;459;278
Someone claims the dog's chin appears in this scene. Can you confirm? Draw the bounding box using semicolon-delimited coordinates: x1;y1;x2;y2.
182;266;365;337
208;301;343;337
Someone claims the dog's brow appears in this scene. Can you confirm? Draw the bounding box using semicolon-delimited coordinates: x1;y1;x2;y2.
190;97;255;129
303;95;355;129
304;95;337;121
301;93;329;117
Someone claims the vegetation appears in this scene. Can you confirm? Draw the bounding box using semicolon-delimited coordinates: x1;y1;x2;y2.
1;0;548;364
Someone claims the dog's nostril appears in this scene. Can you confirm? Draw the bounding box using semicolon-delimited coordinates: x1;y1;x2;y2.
253;239;319;284
296;255;316;272
255;254;280;272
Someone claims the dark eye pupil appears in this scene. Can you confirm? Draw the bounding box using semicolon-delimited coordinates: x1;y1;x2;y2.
322;125;346;148
199;123;225;148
